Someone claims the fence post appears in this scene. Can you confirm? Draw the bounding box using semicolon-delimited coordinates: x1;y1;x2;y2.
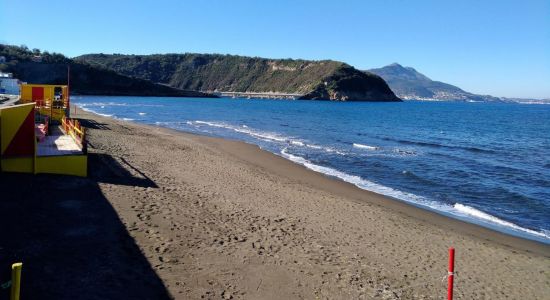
447;247;455;300
10;263;22;300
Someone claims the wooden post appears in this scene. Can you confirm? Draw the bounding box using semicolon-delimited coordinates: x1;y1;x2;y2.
448;247;455;300
10;263;22;300
67;65;71;117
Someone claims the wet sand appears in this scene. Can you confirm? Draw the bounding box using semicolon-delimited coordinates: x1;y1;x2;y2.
1;107;548;299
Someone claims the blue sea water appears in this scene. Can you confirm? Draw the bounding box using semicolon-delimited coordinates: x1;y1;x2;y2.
74;96;550;243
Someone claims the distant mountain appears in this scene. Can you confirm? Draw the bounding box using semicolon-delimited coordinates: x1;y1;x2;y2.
0;44;215;97
368;63;501;102
76;53;400;102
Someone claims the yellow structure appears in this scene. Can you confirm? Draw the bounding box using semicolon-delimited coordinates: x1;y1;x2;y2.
0;103;87;177
19;84;70;122
10;263;22;300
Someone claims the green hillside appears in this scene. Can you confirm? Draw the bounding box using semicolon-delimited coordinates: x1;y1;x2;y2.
76;53;400;101
0;44;215;98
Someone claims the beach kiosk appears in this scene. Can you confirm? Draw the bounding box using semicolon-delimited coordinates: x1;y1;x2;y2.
0;84;87;177
19;84;70;122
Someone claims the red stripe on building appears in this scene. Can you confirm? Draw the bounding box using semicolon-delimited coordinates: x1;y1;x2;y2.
3;110;35;156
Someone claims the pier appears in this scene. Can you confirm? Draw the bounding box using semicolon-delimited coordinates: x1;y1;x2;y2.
212;91;303;100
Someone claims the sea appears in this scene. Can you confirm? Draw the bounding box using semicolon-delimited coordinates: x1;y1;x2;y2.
73;96;550;244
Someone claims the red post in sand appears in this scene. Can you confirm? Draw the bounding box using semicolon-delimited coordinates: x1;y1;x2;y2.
448;247;455;300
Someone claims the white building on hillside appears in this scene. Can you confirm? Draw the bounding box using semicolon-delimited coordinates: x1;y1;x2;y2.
0;72;21;95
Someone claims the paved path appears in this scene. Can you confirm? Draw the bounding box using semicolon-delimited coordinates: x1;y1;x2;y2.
0;94;19;107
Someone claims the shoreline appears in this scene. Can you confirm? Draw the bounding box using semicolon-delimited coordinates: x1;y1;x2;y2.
192;134;550;254
18;105;544;298
78;105;549;251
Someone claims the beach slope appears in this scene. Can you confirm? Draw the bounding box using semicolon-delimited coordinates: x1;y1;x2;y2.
1;108;548;299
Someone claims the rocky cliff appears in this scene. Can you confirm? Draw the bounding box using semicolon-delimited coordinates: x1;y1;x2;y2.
300;65;400;101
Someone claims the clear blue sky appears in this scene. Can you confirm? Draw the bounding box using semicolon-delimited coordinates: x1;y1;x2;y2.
1;0;549;98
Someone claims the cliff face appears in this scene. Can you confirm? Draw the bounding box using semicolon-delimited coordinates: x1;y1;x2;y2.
76;53;401;101
300;66;401;101
0;45;215;98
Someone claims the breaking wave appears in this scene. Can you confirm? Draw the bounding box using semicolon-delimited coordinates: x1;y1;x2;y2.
187;120;347;155
453;203;549;238
353;143;379;150
280;148;550;241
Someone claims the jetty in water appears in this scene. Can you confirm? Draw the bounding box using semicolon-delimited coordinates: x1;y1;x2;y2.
212;91;303;100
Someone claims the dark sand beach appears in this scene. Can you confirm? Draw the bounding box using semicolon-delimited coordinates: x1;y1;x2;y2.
1;107;548;299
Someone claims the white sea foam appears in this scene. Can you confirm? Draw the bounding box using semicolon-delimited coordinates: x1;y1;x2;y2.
77;104;140;121
138;112;147;116
191;120;289;142
75;103;126;119
96;112;113;117
353;143;379;150
193;120;291;144
290;140;305;146
76;101;164;108
187;120;350;156
280;148;435;206
305;144;323;149
303;143;346;155
279;148;550;241
453;204;548;238
77;102;128;107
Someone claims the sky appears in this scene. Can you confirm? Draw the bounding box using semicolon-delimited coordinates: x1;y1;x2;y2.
1;0;549;99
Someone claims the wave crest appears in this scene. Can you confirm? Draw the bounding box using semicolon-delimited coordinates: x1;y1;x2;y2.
453;203;548;238
281;148;549;242
353;143;379;150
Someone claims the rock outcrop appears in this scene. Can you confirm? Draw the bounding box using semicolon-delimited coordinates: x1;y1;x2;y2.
300;66;401;101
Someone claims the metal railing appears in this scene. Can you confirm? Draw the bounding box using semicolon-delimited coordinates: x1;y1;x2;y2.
61;116;87;153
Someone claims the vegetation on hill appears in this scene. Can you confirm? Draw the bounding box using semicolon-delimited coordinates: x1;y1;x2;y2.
0;44;215;97
76;53;400;101
300;65;402;101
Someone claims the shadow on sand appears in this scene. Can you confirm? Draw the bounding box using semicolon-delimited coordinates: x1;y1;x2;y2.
78;119;111;131
0;155;170;299
88;153;158;188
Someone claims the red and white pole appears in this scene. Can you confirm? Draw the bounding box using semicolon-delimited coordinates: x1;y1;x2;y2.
447;247;455;300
